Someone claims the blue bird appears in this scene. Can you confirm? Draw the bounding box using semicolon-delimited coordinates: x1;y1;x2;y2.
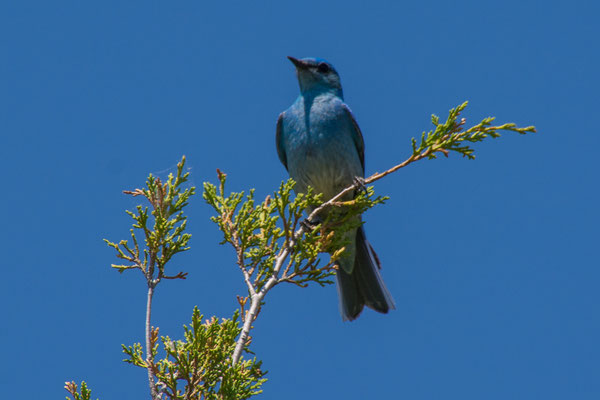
276;56;395;321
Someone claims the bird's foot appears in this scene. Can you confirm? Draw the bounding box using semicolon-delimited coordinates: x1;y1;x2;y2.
353;176;367;193
300;218;320;232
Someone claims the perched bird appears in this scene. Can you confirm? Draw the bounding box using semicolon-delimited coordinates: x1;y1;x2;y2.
275;56;395;321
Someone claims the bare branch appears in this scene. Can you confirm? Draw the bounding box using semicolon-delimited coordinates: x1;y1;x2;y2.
146;285;159;400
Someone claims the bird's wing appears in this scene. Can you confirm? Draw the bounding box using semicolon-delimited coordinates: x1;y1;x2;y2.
275;112;288;171
342;104;365;174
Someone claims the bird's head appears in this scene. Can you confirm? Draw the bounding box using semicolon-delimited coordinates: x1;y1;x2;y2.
287;56;343;97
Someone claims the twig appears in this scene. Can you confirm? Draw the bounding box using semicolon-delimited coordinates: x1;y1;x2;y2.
231;243;289;364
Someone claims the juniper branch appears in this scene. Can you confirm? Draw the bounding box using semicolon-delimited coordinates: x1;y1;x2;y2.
227;102;535;366
306;101;535;222
104;156;195;400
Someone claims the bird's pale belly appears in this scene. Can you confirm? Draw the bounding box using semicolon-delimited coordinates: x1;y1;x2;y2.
289;140;361;201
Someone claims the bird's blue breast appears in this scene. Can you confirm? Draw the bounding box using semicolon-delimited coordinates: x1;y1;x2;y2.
280;93;363;200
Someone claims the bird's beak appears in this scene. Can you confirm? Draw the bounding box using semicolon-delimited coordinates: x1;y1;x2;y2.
287;56;309;70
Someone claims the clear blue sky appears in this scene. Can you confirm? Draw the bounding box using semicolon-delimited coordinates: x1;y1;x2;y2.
1;1;598;399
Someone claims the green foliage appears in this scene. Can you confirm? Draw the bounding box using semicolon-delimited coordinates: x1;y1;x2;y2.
65;381;96;400
203;170;386;294
123;307;266;399
411;101;536;160
104;156;195;284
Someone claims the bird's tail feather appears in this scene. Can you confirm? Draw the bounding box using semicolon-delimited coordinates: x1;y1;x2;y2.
336;226;395;321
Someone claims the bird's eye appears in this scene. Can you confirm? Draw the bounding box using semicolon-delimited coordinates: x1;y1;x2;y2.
317;62;330;73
